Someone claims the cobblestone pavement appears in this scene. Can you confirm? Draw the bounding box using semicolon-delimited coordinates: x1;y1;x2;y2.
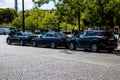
0;35;120;80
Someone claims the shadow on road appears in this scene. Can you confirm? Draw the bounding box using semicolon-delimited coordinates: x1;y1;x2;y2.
59;48;120;56
7;43;120;56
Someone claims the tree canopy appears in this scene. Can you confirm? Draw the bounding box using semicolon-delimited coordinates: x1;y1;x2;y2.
1;0;120;32
0;8;17;25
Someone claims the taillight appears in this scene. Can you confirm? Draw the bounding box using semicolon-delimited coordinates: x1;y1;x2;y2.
96;36;107;39
59;38;63;41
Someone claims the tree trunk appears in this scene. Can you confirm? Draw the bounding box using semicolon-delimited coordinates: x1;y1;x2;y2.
109;16;114;29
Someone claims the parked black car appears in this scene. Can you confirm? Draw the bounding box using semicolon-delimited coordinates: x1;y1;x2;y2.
32;32;67;48
68;30;118;52
6;31;37;46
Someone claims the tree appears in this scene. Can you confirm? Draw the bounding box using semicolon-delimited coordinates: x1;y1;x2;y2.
0;8;17;24
82;0;120;29
12;17;22;29
42;12;58;30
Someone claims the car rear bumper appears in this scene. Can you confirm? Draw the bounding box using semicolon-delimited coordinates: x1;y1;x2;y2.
98;43;118;50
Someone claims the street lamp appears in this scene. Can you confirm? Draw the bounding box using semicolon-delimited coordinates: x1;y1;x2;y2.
22;0;25;32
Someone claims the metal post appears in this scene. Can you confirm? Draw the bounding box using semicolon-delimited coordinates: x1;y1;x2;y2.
15;0;18;12
22;0;25;32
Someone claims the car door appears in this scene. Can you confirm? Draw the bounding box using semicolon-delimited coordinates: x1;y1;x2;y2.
75;37;84;48
78;31;93;48
74;32;88;48
37;34;49;46
83;31;95;48
44;34;55;46
10;33;20;43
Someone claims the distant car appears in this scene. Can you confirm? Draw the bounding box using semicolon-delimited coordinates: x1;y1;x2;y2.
2;27;15;35
0;27;4;35
6;31;37;46
68;30;118;52
34;30;41;34
32;32;67;48
61;30;72;38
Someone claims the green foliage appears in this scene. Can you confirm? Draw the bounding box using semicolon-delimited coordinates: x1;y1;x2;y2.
9;0;120;31
82;0;120;28
12;9;60;31
60;22;78;30
42;12;58;30
12;17;22;29
0;8;17;24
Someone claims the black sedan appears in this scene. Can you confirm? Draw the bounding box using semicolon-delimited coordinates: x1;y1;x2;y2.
68;30;118;52
31;32;67;48
6;31;37;46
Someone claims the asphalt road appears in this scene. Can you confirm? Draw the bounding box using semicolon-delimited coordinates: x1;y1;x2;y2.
0;35;120;80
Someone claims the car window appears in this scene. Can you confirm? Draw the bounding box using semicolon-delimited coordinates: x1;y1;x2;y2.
85;31;102;36
85;31;114;37
102;32;114;37
56;33;65;37
78;32;85;37
17;33;23;36
47;34;54;37
86;32;94;36
42;34;48;38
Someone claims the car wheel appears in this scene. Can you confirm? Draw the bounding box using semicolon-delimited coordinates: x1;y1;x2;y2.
32;41;37;47
7;39;11;45
69;42;76;50
50;42;56;49
20;40;25;46
91;44;98;52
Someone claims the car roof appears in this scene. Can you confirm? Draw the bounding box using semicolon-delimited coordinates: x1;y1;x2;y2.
86;30;107;32
45;32;56;34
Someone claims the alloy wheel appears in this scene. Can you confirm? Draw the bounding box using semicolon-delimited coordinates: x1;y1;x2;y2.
20;40;24;46
32;41;37;47
7;39;11;45
91;44;98;52
69;42;75;50
51;42;56;49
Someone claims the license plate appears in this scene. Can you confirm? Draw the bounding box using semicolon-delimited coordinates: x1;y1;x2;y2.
109;38;114;40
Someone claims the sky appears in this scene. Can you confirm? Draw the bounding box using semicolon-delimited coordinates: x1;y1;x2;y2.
0;0;55;11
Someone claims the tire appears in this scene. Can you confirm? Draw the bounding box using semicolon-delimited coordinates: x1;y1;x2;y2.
69;42;76;50
7;39;11;45
32;41;37;47
91;44;98;52
50;42;56;49
20;40;25;46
